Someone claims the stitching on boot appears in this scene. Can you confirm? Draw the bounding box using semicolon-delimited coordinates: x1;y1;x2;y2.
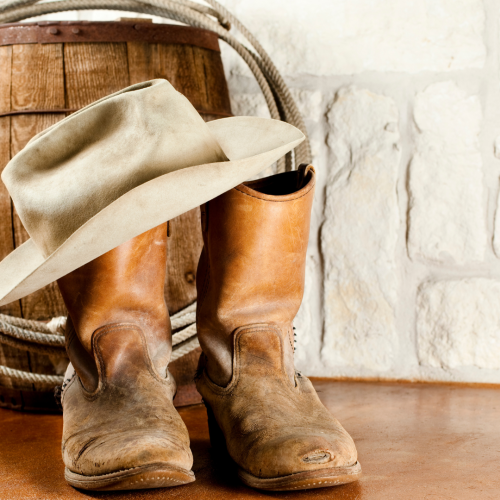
81;323;172;401
200;324;290;396
60;371;76;405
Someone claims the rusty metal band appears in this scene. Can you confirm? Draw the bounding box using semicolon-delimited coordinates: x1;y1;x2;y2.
0;108;233;118
0;21;220;52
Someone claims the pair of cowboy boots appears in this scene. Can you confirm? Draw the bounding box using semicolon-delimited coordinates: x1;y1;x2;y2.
58;165;361;492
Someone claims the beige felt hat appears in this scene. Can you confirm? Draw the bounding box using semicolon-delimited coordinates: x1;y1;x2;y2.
0;79;304;307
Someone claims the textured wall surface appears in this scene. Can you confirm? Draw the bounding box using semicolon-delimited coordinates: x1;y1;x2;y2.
33;0;500;383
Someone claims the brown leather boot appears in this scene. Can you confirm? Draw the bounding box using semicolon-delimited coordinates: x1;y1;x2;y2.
58;223;194;491
195;165;361;491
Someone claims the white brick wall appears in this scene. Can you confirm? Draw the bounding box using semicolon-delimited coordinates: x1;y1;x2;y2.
417;279;500;370
32;0;500;383
321;87;400;372
408;81;487;264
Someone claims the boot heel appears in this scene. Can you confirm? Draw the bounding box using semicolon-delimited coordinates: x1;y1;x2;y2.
204;401;229;457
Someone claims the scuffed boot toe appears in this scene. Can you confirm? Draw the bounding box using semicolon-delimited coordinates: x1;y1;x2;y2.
236;432;361;491
64;425;193;477
62;326;195;491
244;430;357;479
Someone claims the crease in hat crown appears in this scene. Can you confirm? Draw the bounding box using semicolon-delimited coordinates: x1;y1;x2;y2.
1;79;228;259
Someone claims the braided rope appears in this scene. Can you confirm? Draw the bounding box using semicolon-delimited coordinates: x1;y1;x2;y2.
171;311;196;330
0;0;37;13
0;331;67;355
0;313;65;334
173;301;196;316
0;364;63;385
0;320;65;346
172;323;196;346
170;335;200;362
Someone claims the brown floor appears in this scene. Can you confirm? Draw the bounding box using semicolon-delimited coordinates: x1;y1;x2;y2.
1;380;499;500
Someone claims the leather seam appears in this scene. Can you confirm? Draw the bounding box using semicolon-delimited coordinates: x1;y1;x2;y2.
81;334;106;401
99;324;171;386
288;326;294;351
80;324;171;401
201;324;290;396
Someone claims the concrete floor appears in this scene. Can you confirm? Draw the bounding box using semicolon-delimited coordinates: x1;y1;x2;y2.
1;380;499;499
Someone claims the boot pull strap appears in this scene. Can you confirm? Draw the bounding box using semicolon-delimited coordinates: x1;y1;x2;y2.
297;163;315;190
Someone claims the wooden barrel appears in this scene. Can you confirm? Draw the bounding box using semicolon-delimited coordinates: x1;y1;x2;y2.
0;20;231;411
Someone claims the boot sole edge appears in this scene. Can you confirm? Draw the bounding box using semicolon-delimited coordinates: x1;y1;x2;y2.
65;463;195;491
238;461;362;491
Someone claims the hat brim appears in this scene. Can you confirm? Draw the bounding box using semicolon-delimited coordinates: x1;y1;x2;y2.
0;116;304;306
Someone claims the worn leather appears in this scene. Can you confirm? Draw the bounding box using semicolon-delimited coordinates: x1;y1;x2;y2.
58;223;192;478
197;166;315;386
195;167;358;478
58;224;172;382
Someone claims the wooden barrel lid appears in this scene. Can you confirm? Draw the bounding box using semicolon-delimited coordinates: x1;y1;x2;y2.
0;21;220;52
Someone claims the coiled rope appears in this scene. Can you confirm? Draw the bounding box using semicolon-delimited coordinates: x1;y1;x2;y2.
0;0;309;388
0;364;65;385
0;304;201;385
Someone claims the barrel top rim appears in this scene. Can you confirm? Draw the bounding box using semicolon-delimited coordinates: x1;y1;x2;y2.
0;20;214;29
0;20;220;51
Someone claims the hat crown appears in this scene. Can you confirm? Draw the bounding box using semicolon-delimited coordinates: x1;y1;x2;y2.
2;79;227;258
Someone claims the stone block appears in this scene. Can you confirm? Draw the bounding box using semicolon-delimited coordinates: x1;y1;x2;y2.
321;87;400;371
417;279;500;370
408;81;486;264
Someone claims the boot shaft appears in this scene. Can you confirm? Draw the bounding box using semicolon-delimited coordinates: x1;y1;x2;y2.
59;222;195;486
58;223;171;385
197;166;315;385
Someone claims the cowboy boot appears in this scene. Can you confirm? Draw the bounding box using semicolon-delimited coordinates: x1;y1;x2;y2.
57;223;194;491
195;165;361;491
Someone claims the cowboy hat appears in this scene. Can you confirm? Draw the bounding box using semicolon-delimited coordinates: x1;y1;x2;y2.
0;79;304;306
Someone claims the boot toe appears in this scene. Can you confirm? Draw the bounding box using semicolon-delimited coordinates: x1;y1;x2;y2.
245;431;357;478
65;427;192;477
